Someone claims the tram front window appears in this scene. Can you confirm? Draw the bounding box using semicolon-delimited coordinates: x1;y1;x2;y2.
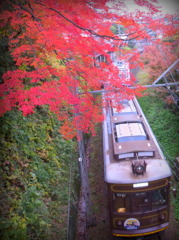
113;188;167;214
151;188;167;210
113;193;130;213
133;192;150;212
132;188;167;212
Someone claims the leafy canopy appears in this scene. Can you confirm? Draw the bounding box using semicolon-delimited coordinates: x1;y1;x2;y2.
0;0;178;138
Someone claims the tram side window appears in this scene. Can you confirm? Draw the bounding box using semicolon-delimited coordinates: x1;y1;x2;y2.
151;188;167;210
113;193;130;213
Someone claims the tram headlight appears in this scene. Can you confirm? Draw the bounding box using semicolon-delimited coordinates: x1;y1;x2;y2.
116;220;122;226
160;213;166;221
135;165;145;174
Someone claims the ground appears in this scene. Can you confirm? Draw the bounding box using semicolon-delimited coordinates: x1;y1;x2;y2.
163;204;179;240
86;125;112;240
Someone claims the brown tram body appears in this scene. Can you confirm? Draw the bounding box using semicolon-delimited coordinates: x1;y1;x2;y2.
103;95;172;238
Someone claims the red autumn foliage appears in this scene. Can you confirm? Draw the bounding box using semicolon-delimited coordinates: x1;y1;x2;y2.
140;43;178;83
0;0;178;138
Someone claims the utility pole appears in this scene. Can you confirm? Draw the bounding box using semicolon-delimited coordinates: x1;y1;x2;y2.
152;59;179;85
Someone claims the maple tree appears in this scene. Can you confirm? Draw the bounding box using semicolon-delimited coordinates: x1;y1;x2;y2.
138;29;179;105
139;43;178;84
0;0;178;138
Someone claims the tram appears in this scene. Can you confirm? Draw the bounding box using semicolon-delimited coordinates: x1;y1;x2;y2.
103;94;172;238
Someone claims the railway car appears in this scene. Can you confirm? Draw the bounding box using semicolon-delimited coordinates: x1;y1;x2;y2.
103;95;172;238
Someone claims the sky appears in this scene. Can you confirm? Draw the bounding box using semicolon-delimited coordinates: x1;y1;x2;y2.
125;0;179;14
109;0;179;15
157;0;179;14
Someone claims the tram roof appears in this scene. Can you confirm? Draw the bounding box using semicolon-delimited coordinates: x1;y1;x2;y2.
104;158;172;184
103;96;172;184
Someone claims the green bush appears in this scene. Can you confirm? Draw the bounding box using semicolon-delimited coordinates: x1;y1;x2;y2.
0;107;79;240
138;94;179;158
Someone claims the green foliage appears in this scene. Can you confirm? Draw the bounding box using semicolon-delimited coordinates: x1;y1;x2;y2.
0;36;15;83
136;69;150;85
173;183;179;221
171;182;179;222
110;24;125;35
138;92;179;221
0;106;79;240
138;93;179;158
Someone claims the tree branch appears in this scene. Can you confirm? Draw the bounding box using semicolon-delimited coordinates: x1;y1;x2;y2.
34;0;143;41
16;0;152;42
15;0;40;21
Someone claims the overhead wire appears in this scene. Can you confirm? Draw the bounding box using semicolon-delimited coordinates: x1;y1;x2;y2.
156;44;179;108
